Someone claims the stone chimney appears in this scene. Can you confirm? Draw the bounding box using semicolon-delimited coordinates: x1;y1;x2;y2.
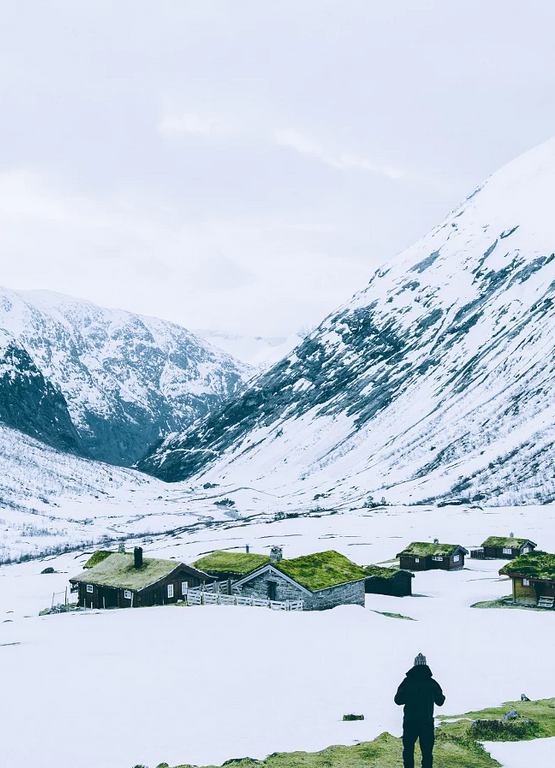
433;538;439;545
510;532;514;538
134;546;143;569
270;546;283;563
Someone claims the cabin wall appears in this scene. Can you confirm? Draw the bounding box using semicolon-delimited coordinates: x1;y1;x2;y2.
303;580;365;611
513;578;537;604
238;570;305;603
399;555;430;571
365;575;412;596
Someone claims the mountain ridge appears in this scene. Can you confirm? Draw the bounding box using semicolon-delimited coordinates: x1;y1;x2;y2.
139;135;555;506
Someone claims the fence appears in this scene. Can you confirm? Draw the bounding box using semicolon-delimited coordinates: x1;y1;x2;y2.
186;591;303;611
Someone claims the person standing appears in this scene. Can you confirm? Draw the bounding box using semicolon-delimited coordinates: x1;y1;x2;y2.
394;653;445;768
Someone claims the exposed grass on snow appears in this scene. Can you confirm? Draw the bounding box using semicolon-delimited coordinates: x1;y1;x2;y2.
371;610;415;621
437;697;555;741
168;730;499;768
470;597;554;611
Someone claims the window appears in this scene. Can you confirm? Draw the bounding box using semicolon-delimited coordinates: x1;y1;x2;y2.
181;581;188;595
432;556;443;562
86;584;93;594
503;548;512;555
167;584;174;599
124;590;132;599
522;547;530;554
453;555;460;563
523;578;530;587
415;558;420;563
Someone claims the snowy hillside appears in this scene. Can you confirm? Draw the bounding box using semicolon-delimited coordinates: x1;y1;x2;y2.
140;135;555;506
0;288;249;465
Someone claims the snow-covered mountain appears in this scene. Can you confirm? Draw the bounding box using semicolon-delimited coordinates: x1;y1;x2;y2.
140;135;555;506
194;329;305;368
0;288;249;466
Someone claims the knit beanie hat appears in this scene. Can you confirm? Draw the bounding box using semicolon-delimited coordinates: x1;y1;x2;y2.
414;653;427;666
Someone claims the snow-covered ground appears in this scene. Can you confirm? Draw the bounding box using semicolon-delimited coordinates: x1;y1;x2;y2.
1;505;554;768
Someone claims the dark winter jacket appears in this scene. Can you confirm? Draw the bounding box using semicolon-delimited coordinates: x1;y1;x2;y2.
394;665;445;723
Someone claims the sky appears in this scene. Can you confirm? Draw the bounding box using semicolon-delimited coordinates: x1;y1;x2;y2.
1;1;555;337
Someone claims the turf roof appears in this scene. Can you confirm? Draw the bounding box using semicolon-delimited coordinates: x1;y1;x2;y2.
500;551;555;581
71;553;184;591
273;550;367;591
397;541;465;557
192;551;270;575
84;550;119;569
364;565;413;579
482;536;535;549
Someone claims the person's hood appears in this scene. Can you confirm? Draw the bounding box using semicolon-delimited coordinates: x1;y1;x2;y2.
405;664;433;679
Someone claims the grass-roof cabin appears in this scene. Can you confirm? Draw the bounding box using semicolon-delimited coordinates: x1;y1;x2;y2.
480;536;537;560
364;565;414;596
397;541;468;571
70;547;211;609
191;550;270;581
500;551;555;608
233;548;367;610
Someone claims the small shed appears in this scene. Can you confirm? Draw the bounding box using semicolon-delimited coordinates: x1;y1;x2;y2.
397;541;468;571
500;551;555;608
70;547;211;609
480;536;537;560
364;565;414;596
192;550;270;581
233;549;367;611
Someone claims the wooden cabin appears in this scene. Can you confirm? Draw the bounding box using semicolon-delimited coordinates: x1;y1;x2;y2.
192;550;270;581
478;536;537;560
232;548;367;611
500;551;555;608
70;547;211;609
364;565;414;596
397;541;468;571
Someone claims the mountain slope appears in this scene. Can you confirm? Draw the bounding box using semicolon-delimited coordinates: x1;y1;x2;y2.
139;135;555;506
0;288;249;466
0;330;83;455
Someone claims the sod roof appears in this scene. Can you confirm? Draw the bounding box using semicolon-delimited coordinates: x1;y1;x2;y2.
83;550;115;569
192;551;270;575
482;536;536;549
396;542;467;557
70;553;188;591
364;565;414;580
500;551;555;581
273;550;368;591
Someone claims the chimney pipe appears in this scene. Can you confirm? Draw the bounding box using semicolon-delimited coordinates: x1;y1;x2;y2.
270;546;283;563
246;544;250;553
134;547;143;569
433;538;439;546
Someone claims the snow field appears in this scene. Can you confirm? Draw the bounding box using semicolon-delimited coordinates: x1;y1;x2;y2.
1;505;554;768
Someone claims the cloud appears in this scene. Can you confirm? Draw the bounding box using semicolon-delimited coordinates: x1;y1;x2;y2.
273;128;405;180
158;107;239;140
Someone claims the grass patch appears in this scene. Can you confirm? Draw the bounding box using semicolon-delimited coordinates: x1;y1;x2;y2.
276;551;367;591
169;730;499;768
372;610;415;621
83;550;118;569
437;697;555;741
471;597;553;611
192;551;269;576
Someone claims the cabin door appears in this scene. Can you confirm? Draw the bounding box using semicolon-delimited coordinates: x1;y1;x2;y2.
267;581;277;601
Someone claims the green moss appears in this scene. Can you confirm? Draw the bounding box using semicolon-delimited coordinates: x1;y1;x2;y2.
397;542;463;558
71;554;182;591
192;551;270;575
482;536;533;549
363;565;405;580
342;714;364;721
437;697;555;740
83;550;120;569
169;730;499;768
500;551;555;580
275;551;367;591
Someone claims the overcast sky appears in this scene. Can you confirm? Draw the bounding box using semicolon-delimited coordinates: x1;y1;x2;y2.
1;1;555;337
